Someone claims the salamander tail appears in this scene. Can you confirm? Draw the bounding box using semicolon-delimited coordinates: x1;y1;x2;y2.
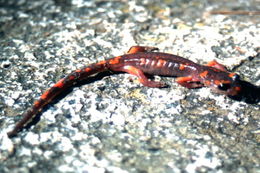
7;60;108;137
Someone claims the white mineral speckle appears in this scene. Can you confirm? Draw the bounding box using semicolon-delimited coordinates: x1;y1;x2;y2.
80;166;105;173
110;113;125;126
44;50;54;59
5;97;15;106
64;155;75;164
32;147;43;155
58;165;74;172
227;113;240;124
71;0;92;8
0;132;14;153
20;147;31;156
71;132;88;141
88;107;106;122
27;161;37;168
72;159;83;167
43;150;54;160
196;88;211;98
185;145;221;173
106;166;129;173
51;131;63;141
78;144;95;159
11;91;20;100
90;136;101;145
43;109;58;124
24;133;40;145
39;132;52;143
106;150;122;162
12;39;24;45
58;137;73;152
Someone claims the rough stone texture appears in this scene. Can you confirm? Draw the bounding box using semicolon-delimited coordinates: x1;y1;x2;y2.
0;0;259;173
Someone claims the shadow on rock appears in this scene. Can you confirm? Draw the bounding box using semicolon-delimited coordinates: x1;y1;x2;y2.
229;80;260;104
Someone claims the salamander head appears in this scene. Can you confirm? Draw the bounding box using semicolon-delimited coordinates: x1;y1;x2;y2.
200;70;242;96
210;73;242;96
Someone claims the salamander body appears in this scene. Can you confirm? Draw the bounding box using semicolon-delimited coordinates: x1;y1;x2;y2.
7;46;242;137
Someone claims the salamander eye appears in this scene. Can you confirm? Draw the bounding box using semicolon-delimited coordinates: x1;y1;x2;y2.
217;83;230;91
232;74;240;81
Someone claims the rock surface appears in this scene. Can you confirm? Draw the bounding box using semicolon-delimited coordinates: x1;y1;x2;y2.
0;0;259;172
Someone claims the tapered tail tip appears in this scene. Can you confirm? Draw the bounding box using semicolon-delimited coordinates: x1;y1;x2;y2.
7;130;18;138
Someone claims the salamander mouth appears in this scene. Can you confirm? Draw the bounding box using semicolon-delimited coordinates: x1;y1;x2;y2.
210;84;242;96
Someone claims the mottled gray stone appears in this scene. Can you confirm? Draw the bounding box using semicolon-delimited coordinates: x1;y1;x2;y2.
0;0;259;173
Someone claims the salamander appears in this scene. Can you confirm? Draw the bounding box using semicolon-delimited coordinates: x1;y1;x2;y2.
7;46;242;137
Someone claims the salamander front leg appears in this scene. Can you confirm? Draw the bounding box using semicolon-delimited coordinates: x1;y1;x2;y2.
122;65;166;88
206;60;228;72
127;46;159;54
176;76;204;88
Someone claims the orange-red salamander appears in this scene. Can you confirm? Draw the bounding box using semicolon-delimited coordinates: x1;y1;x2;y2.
7;46;242;137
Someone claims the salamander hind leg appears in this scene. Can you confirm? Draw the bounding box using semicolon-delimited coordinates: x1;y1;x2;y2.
121;65;166;88
127;46;159;54
176;76;204;88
